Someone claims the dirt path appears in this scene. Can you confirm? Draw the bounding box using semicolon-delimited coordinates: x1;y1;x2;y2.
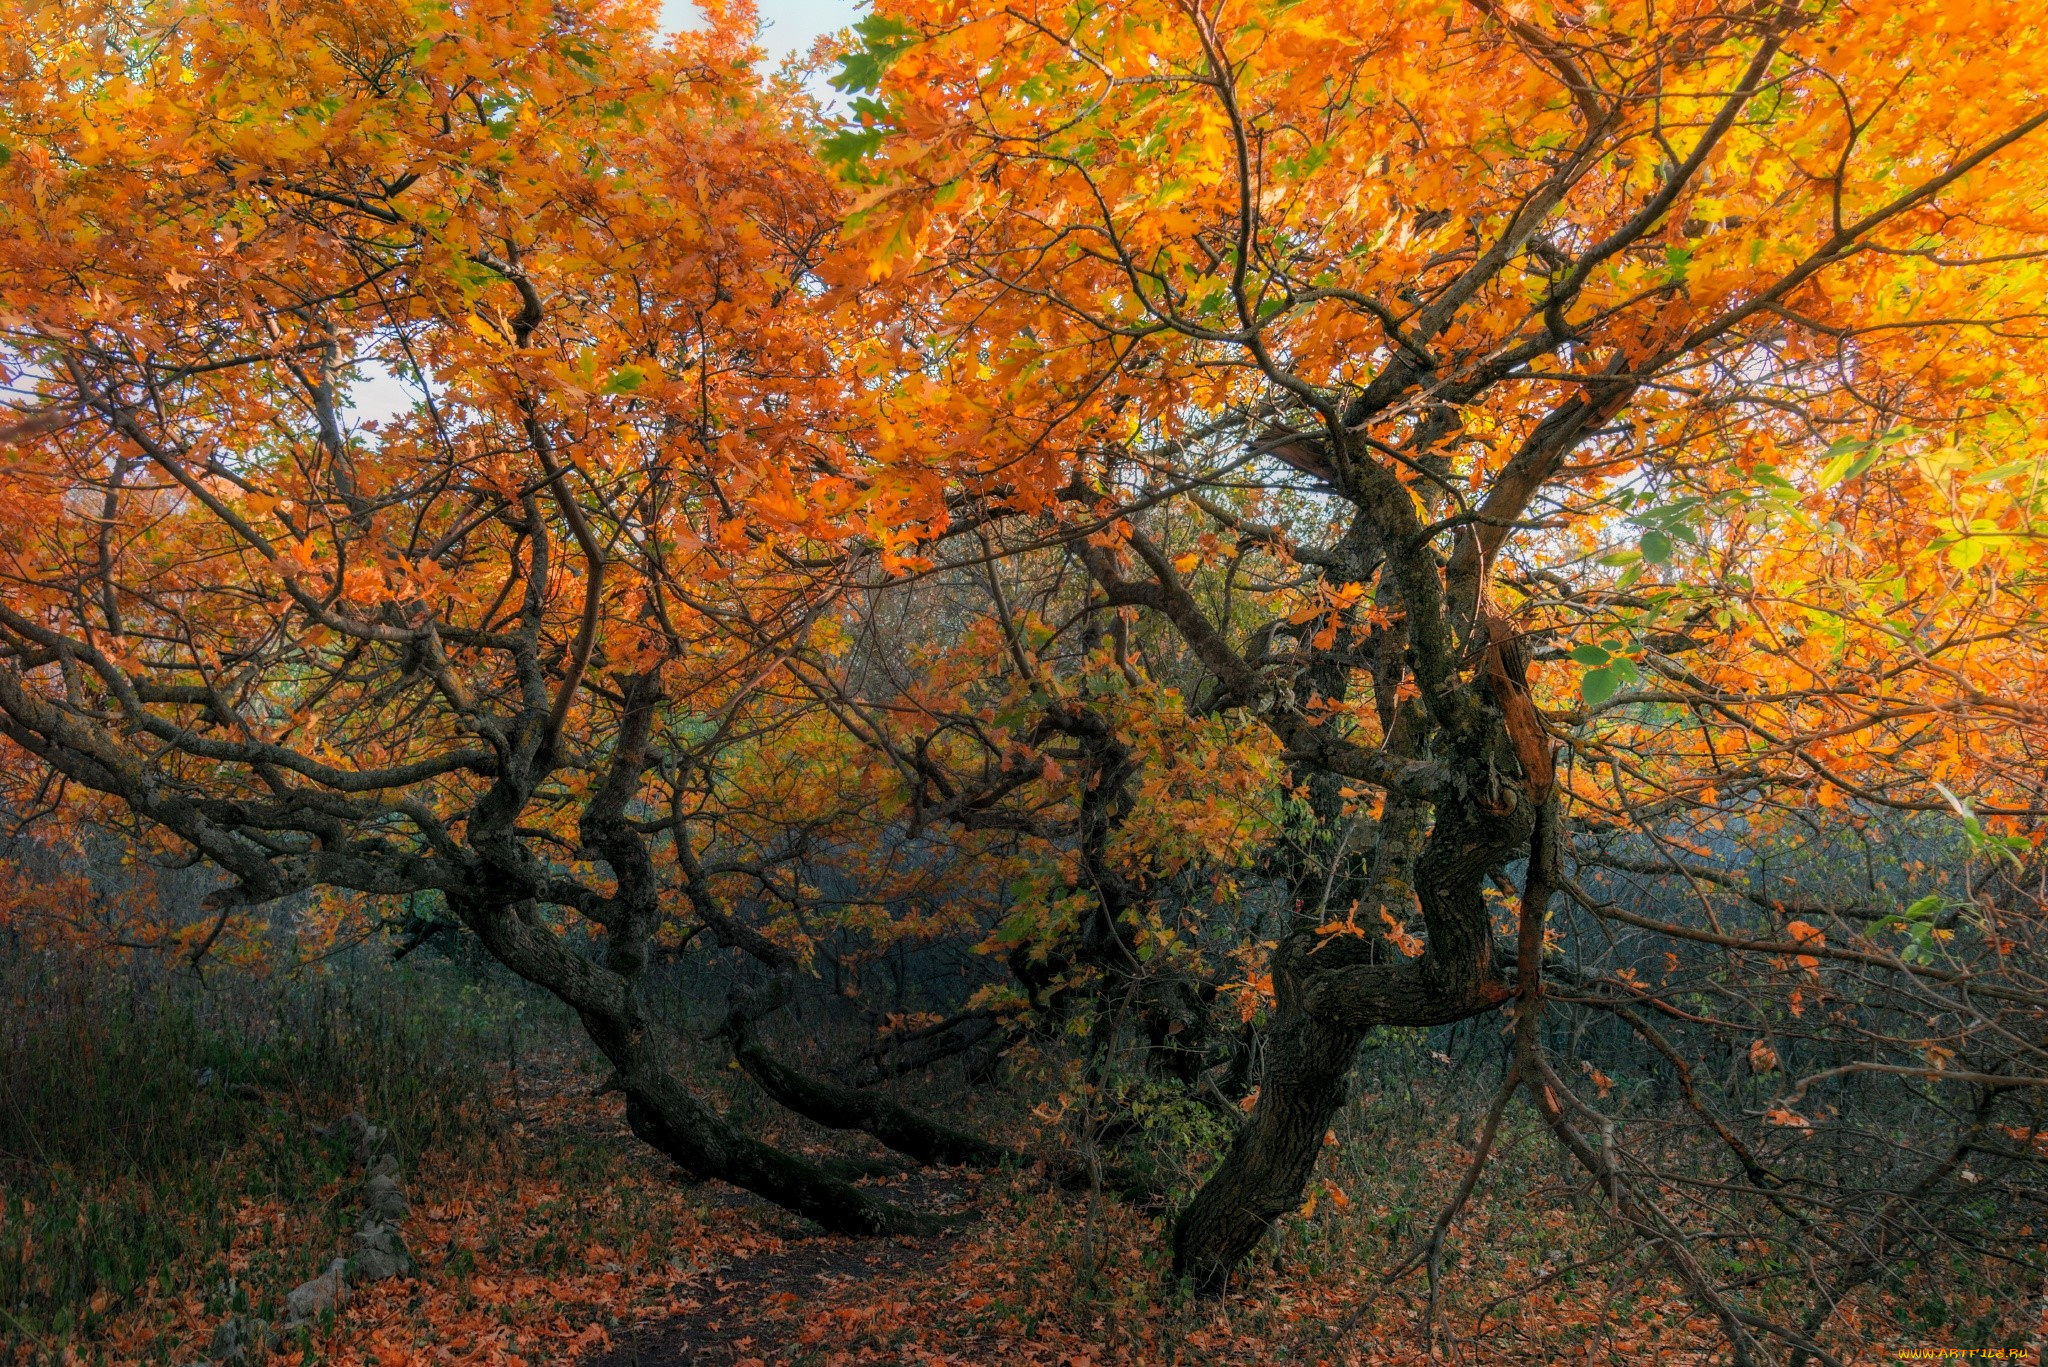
489;1042;989;1365
585;1231;948;1365
583;1170;976;1367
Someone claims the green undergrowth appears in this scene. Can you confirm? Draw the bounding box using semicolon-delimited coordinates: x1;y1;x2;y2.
0;946;550;1360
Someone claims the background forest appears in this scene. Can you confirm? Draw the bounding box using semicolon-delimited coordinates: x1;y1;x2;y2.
2;0;2047;1362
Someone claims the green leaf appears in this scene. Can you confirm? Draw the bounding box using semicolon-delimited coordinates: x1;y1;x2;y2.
1818;438;1881;489
832;51;886;94
1902;894;1943;921
853;13;917;45
602;366;646;395
1570;644;1611;667
1581;665;1621;706
1964;459;2038;486
830;14;917;94
1639;529;1674;564
1817;447;1861;488
1840;449;1881;485
820;127;887;171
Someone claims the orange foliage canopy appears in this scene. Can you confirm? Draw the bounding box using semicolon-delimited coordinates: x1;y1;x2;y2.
0;0;999;1239
0;0;954;916
834;0;2048;828
1;0;2040;973
3;0;2048;1344
812;0;2048;1307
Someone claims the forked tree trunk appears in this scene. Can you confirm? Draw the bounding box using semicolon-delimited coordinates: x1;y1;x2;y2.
456;893;935;1236
1170;790;1533;1289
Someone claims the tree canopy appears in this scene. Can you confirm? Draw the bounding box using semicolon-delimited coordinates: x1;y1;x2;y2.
3;0;2047;1357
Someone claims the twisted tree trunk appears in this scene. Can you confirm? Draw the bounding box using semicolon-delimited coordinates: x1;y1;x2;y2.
1169;786;1531;1288
448;678;939;1237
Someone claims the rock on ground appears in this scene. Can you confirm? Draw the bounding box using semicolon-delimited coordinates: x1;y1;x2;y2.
283;1258;348;1326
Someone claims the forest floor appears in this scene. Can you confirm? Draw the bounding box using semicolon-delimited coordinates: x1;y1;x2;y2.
191;1047;1739;1367
5;960;2023;1366
29;1039;1721;1366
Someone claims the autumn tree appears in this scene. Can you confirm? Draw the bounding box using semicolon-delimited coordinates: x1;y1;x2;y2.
7;0;2048;1356
0;0;1002;1233
824;0;2048;1339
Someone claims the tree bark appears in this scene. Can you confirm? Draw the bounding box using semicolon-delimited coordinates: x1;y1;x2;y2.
456;893;937;1235
1170;781;1534;1289
444;677;940;1237
726;1005;1013;1169
1167;945;1375;1291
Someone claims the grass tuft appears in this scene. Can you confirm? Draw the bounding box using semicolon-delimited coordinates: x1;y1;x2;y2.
0;947;545;1360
